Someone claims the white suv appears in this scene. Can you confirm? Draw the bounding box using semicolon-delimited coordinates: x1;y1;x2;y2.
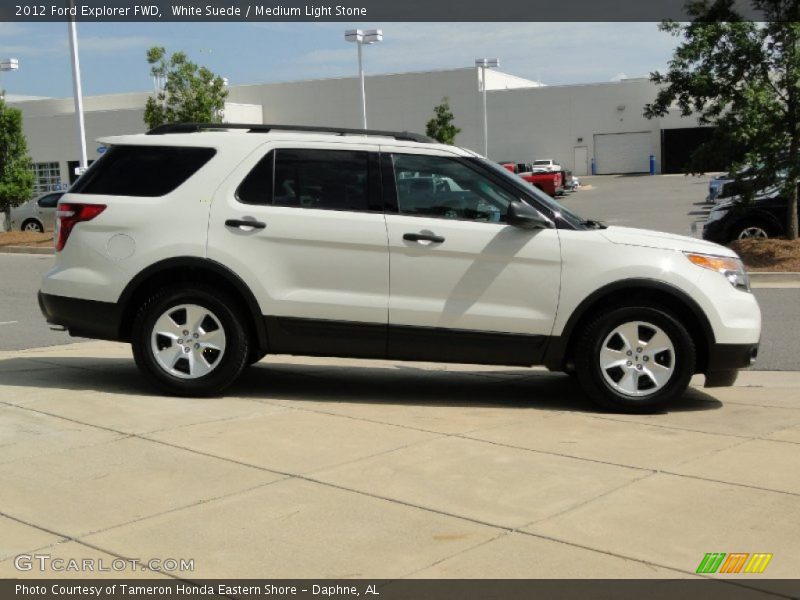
532;159;561;172
39;123;761;412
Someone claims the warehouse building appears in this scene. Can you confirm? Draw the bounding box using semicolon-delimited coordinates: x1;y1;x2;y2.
9;66;704;194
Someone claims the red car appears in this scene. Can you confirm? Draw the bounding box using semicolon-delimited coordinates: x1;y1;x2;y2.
500;163;563;197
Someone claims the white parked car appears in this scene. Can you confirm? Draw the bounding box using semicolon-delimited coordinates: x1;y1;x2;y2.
10;191;64;232
532;158;561;172
39;123;760;412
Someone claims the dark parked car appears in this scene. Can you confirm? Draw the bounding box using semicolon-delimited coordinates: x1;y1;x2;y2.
707;174;733;203
703;188;799;243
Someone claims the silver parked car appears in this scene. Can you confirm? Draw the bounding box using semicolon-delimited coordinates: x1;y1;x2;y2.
9;192;64;232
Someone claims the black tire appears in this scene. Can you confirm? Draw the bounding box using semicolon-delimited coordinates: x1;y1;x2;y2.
574;305;696;413
248;349;268;366
22;219;44;233
131;285;249;396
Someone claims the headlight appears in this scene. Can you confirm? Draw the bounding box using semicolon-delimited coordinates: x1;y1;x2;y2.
706;209;726;224
684;252;751;292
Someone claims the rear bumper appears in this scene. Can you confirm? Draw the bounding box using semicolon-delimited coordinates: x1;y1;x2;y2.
38;291;123;341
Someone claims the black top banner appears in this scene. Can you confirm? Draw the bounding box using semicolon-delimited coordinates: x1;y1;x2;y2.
0;0;768;22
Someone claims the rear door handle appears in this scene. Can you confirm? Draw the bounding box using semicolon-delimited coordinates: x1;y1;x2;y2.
403;233;445;243
225;218;266;230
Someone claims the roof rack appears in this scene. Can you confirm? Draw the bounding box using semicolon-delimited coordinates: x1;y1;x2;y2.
146;122;434;143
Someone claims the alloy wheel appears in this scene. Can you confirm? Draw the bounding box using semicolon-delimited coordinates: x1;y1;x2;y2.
599;321;676;397
150;303;226;379
738;226;768;240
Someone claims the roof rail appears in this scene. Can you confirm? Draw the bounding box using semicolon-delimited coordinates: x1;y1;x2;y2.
146;122;435;143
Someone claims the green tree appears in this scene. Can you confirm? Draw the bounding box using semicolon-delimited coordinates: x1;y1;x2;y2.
0;96;34;230
144;47;229;130
645;0;800;240
426;97;462;145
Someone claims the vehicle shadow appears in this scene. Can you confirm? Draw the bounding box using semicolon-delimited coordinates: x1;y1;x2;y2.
0;357;723;415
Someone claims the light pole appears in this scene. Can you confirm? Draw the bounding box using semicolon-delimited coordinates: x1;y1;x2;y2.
0;58;19;99
345;29;383;129
475;58;499;157
68;0;88;175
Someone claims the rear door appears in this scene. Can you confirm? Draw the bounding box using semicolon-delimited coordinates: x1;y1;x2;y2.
207;141;390;358
381;147;562;365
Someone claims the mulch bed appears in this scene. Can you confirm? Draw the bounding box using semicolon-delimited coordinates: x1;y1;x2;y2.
730;238;800;272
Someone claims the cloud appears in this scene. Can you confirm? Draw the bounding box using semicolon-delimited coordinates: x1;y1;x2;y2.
77;35;159;52
298;47;356;65
0;22;28;36
282;23;676;85
5;22;680;97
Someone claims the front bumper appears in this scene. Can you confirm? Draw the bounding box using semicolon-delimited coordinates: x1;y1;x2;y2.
38;291;123;341
704;342;759;387
707;342;759;371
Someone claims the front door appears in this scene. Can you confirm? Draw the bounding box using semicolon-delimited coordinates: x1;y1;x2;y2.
382;148;562;365
573;146;588;177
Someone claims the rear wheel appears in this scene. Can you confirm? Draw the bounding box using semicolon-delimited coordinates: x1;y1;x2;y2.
132;285;249;396
574;306;695;413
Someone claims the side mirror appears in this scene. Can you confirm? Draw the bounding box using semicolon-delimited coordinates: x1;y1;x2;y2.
507;201;551;229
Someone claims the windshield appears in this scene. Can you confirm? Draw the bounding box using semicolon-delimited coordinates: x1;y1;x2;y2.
473;158;587;229
533;160;550;165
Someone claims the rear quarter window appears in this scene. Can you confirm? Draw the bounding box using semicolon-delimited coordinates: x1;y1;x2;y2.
71;145;216;197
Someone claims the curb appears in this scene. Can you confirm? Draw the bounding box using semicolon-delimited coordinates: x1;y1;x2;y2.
0;246;54;255
748;272;800;284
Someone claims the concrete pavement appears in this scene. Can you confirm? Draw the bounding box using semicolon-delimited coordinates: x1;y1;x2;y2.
1;341;799;582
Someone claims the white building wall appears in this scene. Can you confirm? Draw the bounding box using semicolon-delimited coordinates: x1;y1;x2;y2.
483;69;545;90
14;96;260;188
22;108;147;185
486;78;702;173
11;68;704;187
227;68;488;154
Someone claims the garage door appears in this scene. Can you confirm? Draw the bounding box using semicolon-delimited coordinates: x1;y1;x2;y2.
594;132;652;174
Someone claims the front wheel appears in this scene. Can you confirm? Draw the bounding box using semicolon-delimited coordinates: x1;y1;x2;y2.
132;285;249;396
574;306;696;413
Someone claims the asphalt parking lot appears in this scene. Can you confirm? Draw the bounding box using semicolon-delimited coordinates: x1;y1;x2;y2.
561;173;713;236
1;174;798;585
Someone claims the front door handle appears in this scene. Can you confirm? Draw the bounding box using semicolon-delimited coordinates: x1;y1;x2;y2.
403;233;445;243
225;218;266;230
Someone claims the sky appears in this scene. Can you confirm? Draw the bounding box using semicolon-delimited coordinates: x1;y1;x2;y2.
0;22;681;98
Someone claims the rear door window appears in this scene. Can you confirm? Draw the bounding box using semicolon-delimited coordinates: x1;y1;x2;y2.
72;145;216;197
237;148;379;212
274;149;370;211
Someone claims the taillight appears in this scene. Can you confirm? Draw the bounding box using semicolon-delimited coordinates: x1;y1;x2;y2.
55;203;106;252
